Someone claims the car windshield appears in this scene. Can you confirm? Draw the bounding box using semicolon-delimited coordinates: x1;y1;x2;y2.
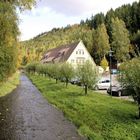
99;79;110;83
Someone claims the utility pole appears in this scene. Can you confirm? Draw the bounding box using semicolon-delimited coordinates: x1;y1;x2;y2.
109;49;113;96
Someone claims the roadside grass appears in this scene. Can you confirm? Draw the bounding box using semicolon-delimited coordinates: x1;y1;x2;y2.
0;72;20;97
29;74;140;140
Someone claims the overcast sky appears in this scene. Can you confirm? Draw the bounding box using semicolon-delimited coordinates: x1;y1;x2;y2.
18;0;138;41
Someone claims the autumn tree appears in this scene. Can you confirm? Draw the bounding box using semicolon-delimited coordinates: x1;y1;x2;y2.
111;17;130;62
0;2;19;81
100;56;108;71
0;0;36;81
92;23;110;64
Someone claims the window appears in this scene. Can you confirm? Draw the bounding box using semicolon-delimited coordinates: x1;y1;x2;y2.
76;49;84;55
71;59;74;63
82;59;84;63
76;57;85;64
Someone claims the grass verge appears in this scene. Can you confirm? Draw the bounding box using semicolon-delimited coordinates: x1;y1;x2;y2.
29;74;140;140
0;72;20;97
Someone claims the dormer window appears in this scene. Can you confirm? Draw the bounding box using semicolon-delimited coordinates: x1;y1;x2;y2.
57;52;61;57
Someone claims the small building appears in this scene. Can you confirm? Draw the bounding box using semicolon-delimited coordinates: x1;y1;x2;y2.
41;40;96;67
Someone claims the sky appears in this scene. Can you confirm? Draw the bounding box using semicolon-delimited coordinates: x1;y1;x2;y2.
18;0;138;41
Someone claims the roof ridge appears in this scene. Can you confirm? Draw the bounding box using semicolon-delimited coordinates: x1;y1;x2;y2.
41;41;80;63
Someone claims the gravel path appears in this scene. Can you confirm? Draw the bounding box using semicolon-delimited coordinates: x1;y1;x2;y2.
0;74;86;140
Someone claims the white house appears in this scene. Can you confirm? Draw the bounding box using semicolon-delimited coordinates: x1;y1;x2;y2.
41;40;96;67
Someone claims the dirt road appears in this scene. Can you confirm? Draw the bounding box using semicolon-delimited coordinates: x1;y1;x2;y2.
0;74;86;140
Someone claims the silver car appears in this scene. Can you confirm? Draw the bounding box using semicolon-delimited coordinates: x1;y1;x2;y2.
107;85;133;97
95;79;110;90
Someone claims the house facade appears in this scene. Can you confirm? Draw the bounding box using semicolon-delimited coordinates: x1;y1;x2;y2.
41;40;96;67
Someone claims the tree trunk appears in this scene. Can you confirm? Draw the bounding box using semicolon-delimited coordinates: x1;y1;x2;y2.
138;97;140;119
66;79;68;87
85;85;88;95
66;82;68;87
56;79;58;84
138;104;140;119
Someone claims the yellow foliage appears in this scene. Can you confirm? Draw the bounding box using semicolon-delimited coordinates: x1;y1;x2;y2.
100;56;108;70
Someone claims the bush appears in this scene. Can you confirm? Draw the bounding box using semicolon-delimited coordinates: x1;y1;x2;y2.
119;57;140;118
76;60;98;95
25;62;39;74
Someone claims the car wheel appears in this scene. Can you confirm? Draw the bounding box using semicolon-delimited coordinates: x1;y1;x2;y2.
118;91;121;97
95;86;99;90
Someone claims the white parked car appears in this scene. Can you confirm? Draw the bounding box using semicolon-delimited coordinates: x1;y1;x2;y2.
95;78;110;90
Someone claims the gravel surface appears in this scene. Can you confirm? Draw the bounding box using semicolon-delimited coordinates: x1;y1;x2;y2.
0;74;86;140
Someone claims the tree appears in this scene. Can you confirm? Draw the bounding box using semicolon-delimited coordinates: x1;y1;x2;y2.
0;2;19;81
92;13;105;29
100;56;108;71
131;30;140;54
21;56;28;66
87;13;105;29
25;61;38;74
105;9;116;41
60;63;74;87
2;0;36;10
111;17;130;62
0;0;36;82
50;63;61;83
76;61;98;95
119;58;140;118
92;23;110;64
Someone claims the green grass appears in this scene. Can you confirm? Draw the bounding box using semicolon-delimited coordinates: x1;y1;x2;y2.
0;72;20;97
29;74;140;140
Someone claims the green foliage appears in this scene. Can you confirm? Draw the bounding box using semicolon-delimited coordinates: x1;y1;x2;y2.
25;61;38;73
3;0;36;10
92;23;110;64
29;74;140;140
90;13;105;29
26;62;74;86
21;1;140;66
20;25;94;63
76;61;98;95
60;63;74;87
0;2;19;81
100;56;108;70
131;30;140;55
0;0;35;82
50;63;61;83
36;63;47;76
119;57;140;118
111;17;130;62
0;72;19;97
21;56;28;66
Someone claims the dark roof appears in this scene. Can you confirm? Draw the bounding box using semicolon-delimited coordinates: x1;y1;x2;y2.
41;41;79;63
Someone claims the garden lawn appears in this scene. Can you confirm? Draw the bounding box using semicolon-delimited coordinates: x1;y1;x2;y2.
0;72;20;97
29;74;140;140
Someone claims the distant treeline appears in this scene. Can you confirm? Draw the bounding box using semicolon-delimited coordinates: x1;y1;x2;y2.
21;1;140;65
